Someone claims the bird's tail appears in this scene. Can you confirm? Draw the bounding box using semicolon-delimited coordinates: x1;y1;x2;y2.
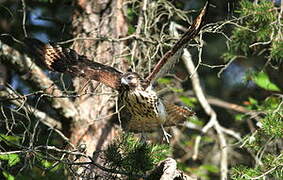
164;103;196;127
23;38;78;72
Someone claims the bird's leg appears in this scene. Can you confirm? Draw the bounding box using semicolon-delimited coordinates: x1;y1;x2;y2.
116;98;122;128
161;124;171;143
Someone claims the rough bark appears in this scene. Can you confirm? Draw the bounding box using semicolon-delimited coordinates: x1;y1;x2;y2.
69;0;128;156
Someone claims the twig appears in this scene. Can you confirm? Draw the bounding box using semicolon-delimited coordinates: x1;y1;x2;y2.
280;0;283;20
0;42;78;119
220;126;241;141
2;86;62;129
146;2;208;83
21;0;27;37
1;87;74;148
159;87;252;115
169;16;229;180
0;90;116;102
217;56;237;78
251;164;282;179
34;145;144;178
57;34;156;45
0;150;24;155
207;97;252;114
131;0;147;72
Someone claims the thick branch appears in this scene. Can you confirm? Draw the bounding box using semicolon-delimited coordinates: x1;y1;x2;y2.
1;87;62;129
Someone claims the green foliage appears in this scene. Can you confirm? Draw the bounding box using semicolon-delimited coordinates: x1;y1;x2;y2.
201;164;219;174
128;25;136;35
262;113;283;137
0;154;20;167
231;154;283;179
15;166;67;180
270;40;283;60
260;97;283;138
0;134;21;146
126;3;138;35
169;87;184;93
251;71;280;91
0;133;66;179
39;159;63;172
231;165;262;179
127;7;137;24
223;0;282;61
189;117;204;126
104;133;171;177
158;78;185;92
242;130;269;152
235;113;245;121
184;164;219;179
232;95;283;178
246;97;258;110
2;171;15;180
157;77;172;84
180;96;197;107
41;159;53;169
242;96;283;147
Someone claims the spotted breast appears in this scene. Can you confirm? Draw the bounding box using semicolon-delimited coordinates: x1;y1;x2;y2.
119;72;195;132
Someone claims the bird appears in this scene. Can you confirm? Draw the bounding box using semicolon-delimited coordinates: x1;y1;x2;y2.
23;2;208;136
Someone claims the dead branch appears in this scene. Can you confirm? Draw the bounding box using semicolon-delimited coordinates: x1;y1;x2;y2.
182;48;228;180
167;10;230;178
0;86;76;148
207;97;252;114
1;86;62;129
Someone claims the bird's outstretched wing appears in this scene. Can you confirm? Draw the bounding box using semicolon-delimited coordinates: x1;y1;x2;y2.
24;38;123;89
146;1;209;83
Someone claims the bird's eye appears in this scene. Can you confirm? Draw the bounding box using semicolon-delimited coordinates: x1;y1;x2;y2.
127;76;133;80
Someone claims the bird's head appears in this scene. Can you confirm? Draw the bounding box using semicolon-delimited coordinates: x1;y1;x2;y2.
121;72;144;90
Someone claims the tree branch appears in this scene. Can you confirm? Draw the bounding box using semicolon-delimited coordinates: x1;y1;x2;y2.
169;21;229;180
0;86;74;147
1;86;62;129
182;49;228;180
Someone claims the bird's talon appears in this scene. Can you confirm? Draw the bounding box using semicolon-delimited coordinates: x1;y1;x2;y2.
161;125;171;143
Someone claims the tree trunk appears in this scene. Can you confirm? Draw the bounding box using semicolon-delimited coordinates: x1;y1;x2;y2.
69;0;128;156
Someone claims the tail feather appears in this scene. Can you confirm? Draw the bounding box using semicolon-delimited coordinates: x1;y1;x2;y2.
164;103;196;127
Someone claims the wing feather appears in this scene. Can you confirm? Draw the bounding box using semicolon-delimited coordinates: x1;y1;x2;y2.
24;38;122;89
146;1;209;83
